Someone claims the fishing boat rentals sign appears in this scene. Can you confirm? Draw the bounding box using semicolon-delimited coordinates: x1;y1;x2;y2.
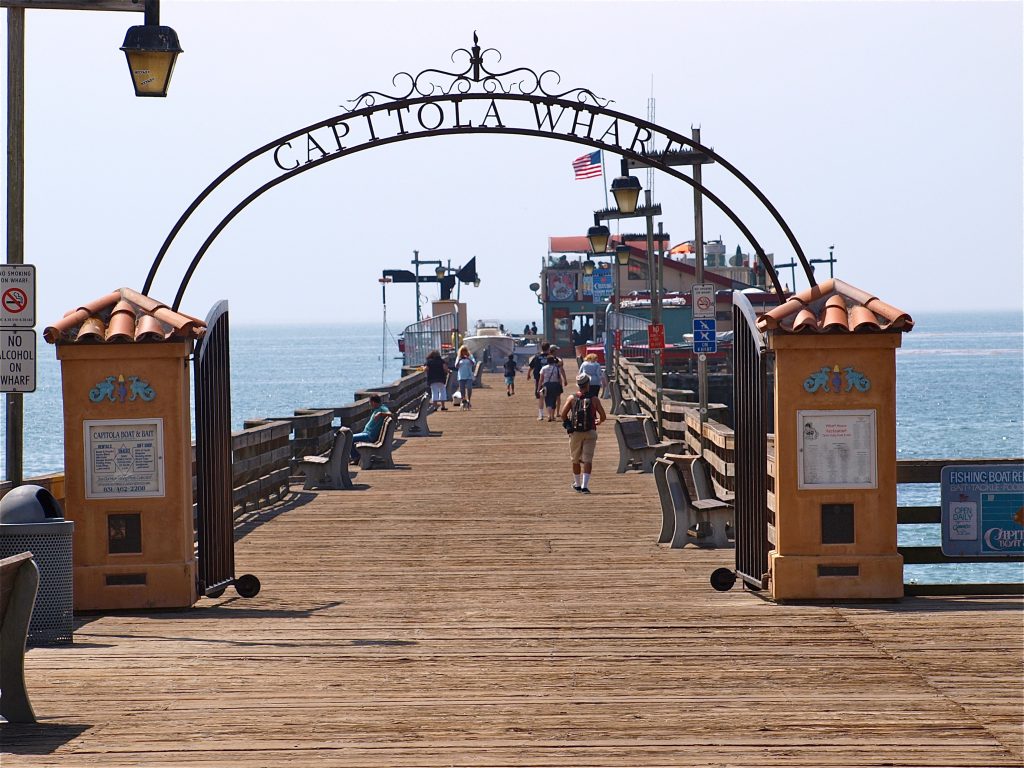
941;464;1024;557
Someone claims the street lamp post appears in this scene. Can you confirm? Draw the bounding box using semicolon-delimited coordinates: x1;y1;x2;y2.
809;245;837;279
3;0;182;485
591;167;668;434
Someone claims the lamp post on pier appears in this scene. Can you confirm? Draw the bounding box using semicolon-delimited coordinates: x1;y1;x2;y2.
589;163;668;434
3;0;183;485
809;245;837;279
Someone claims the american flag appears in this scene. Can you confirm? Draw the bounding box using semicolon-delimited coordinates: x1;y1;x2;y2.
572;150;602;180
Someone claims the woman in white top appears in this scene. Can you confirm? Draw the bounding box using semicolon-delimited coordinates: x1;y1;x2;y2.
538;354;567;421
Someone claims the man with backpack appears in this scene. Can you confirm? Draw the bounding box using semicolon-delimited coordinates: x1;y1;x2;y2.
559;372;607;493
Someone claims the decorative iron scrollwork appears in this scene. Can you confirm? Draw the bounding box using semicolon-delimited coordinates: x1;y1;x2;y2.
343;32;613;111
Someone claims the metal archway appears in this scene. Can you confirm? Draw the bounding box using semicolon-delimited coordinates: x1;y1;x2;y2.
143;34;815;309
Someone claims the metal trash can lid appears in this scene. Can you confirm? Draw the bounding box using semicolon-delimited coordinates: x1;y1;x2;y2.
0;485;66;524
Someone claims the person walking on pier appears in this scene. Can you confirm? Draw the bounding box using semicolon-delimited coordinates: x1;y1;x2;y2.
539;353;566;422
528;342;550;420
560;372;606;493
424;349;449;411
502;354;518;396
454;345;476;409
579;353;604;399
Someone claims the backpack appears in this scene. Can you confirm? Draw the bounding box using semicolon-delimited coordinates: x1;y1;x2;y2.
571;394;595;432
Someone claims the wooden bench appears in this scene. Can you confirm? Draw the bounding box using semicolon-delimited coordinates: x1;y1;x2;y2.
355;415;397;469
398;393;433;436
296;427;354;490
614;416;686;473
611;381;640;416
654;454;696;545
1;552;39;723
654;455;734;549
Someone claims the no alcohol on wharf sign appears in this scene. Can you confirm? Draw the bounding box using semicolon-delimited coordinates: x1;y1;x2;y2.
0;265;36;327
0;329;36;392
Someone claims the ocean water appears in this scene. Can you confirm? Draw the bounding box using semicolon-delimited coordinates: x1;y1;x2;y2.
4;311;1021;583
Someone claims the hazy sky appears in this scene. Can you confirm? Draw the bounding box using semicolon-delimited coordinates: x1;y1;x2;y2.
4;0;1022;329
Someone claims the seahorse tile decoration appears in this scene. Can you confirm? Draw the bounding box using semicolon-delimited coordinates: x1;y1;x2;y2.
89;374;156;403
802;365;871;394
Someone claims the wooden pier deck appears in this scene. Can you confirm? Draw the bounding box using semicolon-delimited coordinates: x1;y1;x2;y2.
3;372;1022;767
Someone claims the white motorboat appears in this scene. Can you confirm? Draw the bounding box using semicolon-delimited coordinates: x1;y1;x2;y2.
462;320;516;368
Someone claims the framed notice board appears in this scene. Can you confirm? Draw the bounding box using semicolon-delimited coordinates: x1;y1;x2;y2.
797;409;878;490
84;418;166;499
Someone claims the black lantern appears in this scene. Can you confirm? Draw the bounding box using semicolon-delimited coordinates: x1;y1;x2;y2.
586;225;610;254
610;175;642;214
582;259;596;276
121;1;182;97
121;24;182;97
615;244;631;266
435;265;446;280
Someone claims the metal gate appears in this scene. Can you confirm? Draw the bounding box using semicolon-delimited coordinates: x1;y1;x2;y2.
402;313;458;367
731;292;774;590
194;300;259;599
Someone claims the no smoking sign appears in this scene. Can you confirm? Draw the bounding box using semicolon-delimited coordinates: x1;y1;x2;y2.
692;283;716;320
0;265;35;327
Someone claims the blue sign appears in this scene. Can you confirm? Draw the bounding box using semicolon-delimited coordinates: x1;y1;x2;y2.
591;267;613;303
693;317;717;353
940;464;1024;557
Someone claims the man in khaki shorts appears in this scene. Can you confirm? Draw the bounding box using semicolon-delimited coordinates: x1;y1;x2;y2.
560;373;607;493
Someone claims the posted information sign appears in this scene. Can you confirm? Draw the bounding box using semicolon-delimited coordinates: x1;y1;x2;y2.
0;329;36;392
940;464;1024;557
0;264;35;327
84;419;166;499
797;409;878;489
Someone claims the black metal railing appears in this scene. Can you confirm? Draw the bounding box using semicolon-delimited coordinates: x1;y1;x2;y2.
731;292;773;591
194;300;236;597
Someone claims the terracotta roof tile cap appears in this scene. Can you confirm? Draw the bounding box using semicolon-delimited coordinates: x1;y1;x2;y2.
822;300;850;331
849;305;881;331
792;308;819;332
77;317;107;341
135;314;169;341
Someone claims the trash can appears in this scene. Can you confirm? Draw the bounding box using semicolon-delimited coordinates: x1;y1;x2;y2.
0;485;74;645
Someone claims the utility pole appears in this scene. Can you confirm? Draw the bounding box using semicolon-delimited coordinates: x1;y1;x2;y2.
693;126;709;452
412;250;421;322
5;6;25;485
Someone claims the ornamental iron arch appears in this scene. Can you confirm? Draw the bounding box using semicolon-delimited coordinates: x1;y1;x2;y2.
143;33;815;310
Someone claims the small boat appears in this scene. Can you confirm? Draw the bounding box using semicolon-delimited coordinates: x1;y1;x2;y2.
462;320;515;369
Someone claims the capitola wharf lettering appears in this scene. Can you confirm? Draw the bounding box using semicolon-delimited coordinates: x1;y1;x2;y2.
272;97;680;172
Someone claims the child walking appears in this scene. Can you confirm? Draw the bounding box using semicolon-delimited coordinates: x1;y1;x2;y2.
503;354;517;396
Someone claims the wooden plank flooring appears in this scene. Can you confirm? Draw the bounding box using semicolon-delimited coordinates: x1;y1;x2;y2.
3;372;1022;767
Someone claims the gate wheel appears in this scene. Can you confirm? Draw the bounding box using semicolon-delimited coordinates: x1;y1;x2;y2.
235;574;261;598
710;568;737;592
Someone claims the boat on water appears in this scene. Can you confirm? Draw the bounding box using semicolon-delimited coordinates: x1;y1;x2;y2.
463;320;516;369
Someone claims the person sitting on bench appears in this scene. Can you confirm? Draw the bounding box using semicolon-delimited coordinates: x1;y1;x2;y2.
351;394;390;465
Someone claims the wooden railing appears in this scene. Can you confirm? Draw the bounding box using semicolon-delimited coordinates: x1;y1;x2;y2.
3;369;430;518
616;356;733;494
616;356;1023;594
895;458;1023;595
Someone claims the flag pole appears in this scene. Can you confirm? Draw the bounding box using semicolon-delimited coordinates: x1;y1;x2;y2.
601;150;609;210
